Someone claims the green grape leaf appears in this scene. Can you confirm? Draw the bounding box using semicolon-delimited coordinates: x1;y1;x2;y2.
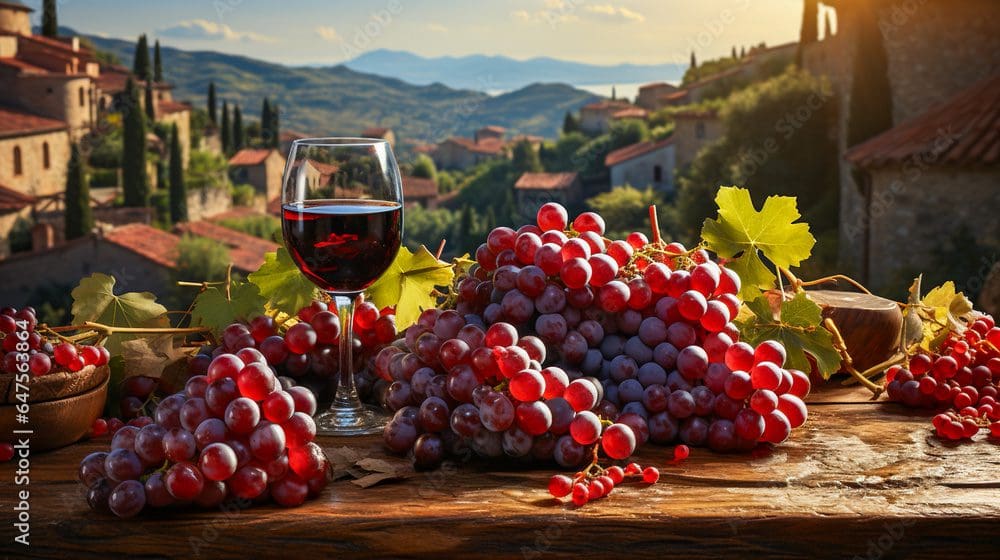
248;248;319;318
701;187;816;299
903;275;975;352
738;292;843;378
70;273;169;354
191;281;267;336
366;245;454;331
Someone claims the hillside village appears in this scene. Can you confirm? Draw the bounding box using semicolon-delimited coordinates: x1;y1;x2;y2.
0;0;997;320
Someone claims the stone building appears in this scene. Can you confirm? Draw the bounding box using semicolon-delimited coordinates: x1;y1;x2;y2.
361;126;396;148
432;136;505;170
0;106;70;197
473;126;505;144
579;100;635;134
635;82;678;110
513;172;581;216
672;108;723;168
228;148;286;205
605;138;676;193
401;175;438;208
803;0;1000;288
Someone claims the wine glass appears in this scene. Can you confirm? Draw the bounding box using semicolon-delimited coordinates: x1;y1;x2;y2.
281;138;403;435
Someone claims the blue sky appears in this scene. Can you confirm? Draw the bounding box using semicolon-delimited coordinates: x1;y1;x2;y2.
26;0;820;66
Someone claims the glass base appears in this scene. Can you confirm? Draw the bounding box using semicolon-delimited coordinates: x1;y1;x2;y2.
314;403;388;436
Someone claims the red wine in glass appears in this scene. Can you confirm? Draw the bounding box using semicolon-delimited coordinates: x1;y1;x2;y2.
282;199;403;293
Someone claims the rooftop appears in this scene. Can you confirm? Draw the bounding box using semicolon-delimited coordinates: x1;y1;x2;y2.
581;100;634;112
0;104;68;139
605;137;674;167
514;172;579;191
443;136;505;155
229;148;277;167
0;183;35;213
361;127;391;138
103;223;180;269
174;221;279;272
845;73;1000;168
158;100;191;115
402;175;438;199
612;107;649;120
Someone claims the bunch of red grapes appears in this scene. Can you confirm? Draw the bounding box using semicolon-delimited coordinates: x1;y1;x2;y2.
187;300;396;404
885;314;1000;440
78;349;326;518
376;202;809;489
0;306;109;376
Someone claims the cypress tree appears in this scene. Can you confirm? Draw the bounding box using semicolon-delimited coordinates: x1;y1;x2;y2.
169;123;187;223
221;101;231;153
261;98;272;147
689;51;697;69
847;2;893;147
233;104;244;150
731;46;737;59
797;0;819;66
133;34;150;79
64;144;92;240
503;189;518;225
41;0;58;38
144;78;155;121
269;103;280;148
740;46;746;58
562;111;578;134
208;82;217;124
122;77;149;207
153;40;163;82
824;11;834;38
611;85;616;100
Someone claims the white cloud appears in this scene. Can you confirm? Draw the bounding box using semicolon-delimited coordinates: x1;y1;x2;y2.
510;3;578;25
158;19;275;43
315;25;341;42
584;4;645;23
426;23;448;33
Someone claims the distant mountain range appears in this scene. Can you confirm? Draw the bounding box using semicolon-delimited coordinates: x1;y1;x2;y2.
343;49;685;92
79;32;604;147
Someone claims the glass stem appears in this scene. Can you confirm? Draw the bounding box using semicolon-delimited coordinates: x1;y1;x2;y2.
332;293;361;410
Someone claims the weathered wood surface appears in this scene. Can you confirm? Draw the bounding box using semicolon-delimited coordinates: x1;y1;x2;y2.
2;384;999;559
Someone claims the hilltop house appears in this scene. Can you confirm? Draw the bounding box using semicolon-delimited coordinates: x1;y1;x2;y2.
361;126;395;148
513;172;581;216
579;100;636;134
672;108;723;168
605;138;675;193
401;175;438;208
228;148;286;206
635;82;679;110
802;0;1000;296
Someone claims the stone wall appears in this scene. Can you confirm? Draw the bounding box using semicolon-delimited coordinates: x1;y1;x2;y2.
159;109;191;170
0;129;71;197
865;167;1000;292
673;116;724;168
0;237;173;308
610;145;676;193
186;186;232;222
0;7;31;35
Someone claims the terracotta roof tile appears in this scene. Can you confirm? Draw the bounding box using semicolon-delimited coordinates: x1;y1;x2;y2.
229;148;276;166
402;175;438;199
158;100;191;115
605;137;674;167
581;100;633;112
0;105;68;138
206;207;264;222
103;223;180;269
846;73;1000;168
514;172;579;191
0;57;49;73
612;107;649;119
174;221;279;272
0;183;34;212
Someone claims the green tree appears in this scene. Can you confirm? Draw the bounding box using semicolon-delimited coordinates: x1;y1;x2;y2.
740;46;746;58
457;204;475;253
411;154;437;181
847;1;892;147
586;185;662;240
208;82;217;124
64;144;93;240
690;51;697;71
731;46;737;59
542;132;587;172
609;118;649;149
133;34;150;79
260;98;272;147
269;103;280;149
175;236;230;282
511;140;542;174
221;101;231;153
232;104;245;151
562;111;580;134
41;0;58;37
153;40;163;82
797;0;819;66
169;123;187;223
121;77;149;207
144;79;155;121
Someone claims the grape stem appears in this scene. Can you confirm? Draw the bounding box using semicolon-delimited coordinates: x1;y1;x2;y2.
435;239;447;260
778;267;872;295
648;205;662;245
823;318;884;398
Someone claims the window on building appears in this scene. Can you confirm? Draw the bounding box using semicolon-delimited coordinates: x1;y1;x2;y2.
695;122;706;139
79;86;85;107
13;146;22;175
653;165;663;183
43;142;50;169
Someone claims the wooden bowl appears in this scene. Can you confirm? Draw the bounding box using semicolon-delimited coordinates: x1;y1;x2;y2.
0;365;109;451
808;290;903;372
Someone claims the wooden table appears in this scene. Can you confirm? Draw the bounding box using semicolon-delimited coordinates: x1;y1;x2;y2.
3;384;998;559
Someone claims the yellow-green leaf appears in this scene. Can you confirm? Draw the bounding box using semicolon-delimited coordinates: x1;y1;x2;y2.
903;275;975;352
701;187;815;299
366;245;454;330
738;292;842;378
248;248;319;317
70;273;169;354
191;281;267;336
